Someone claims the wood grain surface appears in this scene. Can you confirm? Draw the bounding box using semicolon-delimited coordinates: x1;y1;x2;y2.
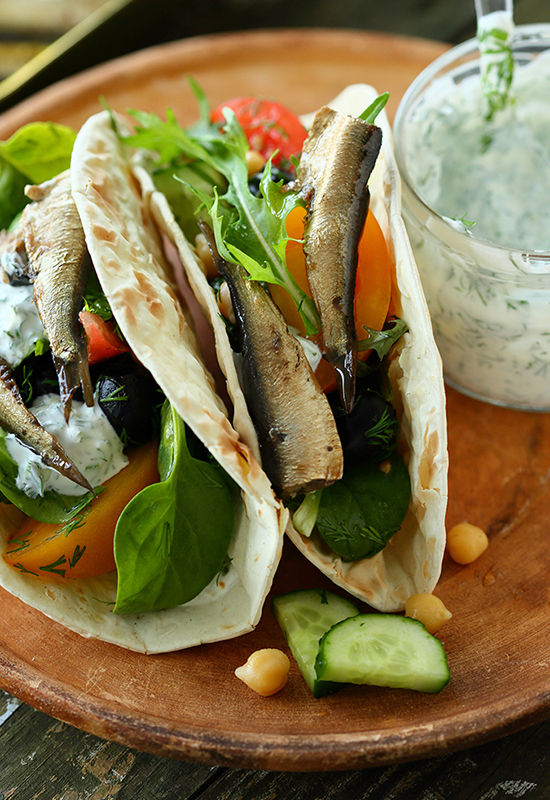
0;27;549;778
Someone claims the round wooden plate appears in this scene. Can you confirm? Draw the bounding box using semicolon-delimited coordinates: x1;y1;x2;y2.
1;28;549;773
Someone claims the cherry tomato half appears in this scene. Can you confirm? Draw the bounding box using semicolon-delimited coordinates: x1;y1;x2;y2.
271;206;393;393
211;97;308;167
79;310;129;365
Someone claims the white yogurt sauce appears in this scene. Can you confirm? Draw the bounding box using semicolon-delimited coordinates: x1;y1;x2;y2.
398;29;550;410
406;49;550;251
0;279;44;367
5;394;129;497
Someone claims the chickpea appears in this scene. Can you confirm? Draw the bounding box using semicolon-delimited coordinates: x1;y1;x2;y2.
405;593;452;634
235;648;290;696
245;149;266;177
216;280;236;324
194;233;218;280
447;522;489;565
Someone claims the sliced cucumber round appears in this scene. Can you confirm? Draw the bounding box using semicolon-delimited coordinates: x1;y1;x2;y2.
315;613;450;693
272;589;359;698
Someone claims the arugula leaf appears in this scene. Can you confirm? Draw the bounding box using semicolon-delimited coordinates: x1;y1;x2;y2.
358;317;408;358
113;400;235;614
83;271;114;321
124;105;320;335
315;452;411;561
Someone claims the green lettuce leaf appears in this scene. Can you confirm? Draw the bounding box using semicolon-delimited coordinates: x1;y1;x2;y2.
0;121;76;229
0;160;28;231
0;122;76;184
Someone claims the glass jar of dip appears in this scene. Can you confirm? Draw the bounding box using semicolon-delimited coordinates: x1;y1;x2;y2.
393;24;550;411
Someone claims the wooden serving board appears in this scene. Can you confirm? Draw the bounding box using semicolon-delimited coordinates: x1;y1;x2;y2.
1;28;549;772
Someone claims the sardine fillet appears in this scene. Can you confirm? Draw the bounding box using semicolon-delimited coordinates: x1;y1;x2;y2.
299;106;382;412
22;171;93;417
216;257;343;498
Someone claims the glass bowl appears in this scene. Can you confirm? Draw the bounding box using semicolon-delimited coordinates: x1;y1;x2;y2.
393;24;550;411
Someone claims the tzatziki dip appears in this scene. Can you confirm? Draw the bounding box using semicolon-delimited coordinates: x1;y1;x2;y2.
5;394;128;497
394;24;550;410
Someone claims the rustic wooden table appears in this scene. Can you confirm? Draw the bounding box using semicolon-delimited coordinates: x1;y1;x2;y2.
1;1;550;798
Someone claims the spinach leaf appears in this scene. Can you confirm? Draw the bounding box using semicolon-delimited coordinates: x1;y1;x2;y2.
316;452;411;561
113;400;235;614
0;430;95;524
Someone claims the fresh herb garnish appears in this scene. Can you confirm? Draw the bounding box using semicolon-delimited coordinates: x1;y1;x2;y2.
358;318;409;359
317;589;329;605
53;496;99;538
5;536;30;556
13;563;38;576
359;93;389;124
100;384;129;404
450;214;476;229
68;544;86;569
477;23;515;122
216;555;233;585
39;555;67;577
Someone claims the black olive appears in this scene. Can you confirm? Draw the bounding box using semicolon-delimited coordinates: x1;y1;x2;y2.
333;390;399;465
248;166;294;197
14;351;58;403
96;371;159;446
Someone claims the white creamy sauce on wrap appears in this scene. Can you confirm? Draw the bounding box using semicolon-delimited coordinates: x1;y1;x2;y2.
0;279;44;367
6;393;128;497
400;35;550;409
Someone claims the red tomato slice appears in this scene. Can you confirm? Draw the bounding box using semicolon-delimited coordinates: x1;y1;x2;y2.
211;96;308;167
79;310;129;365
271;206;393;393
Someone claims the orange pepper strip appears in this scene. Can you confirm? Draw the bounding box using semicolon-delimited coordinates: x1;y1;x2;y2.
270;207;393;393
4;439;159;580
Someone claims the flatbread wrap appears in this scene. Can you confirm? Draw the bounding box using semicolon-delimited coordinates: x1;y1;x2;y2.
0;113;285;653
134;83;448;613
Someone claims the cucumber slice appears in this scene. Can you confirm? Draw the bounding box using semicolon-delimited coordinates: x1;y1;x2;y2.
315;614;450;693
272;589;359;698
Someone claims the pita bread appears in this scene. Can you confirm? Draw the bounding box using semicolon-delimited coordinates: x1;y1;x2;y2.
0;111;287;653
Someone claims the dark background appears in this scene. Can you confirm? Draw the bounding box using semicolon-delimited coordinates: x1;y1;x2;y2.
0;0;548;109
